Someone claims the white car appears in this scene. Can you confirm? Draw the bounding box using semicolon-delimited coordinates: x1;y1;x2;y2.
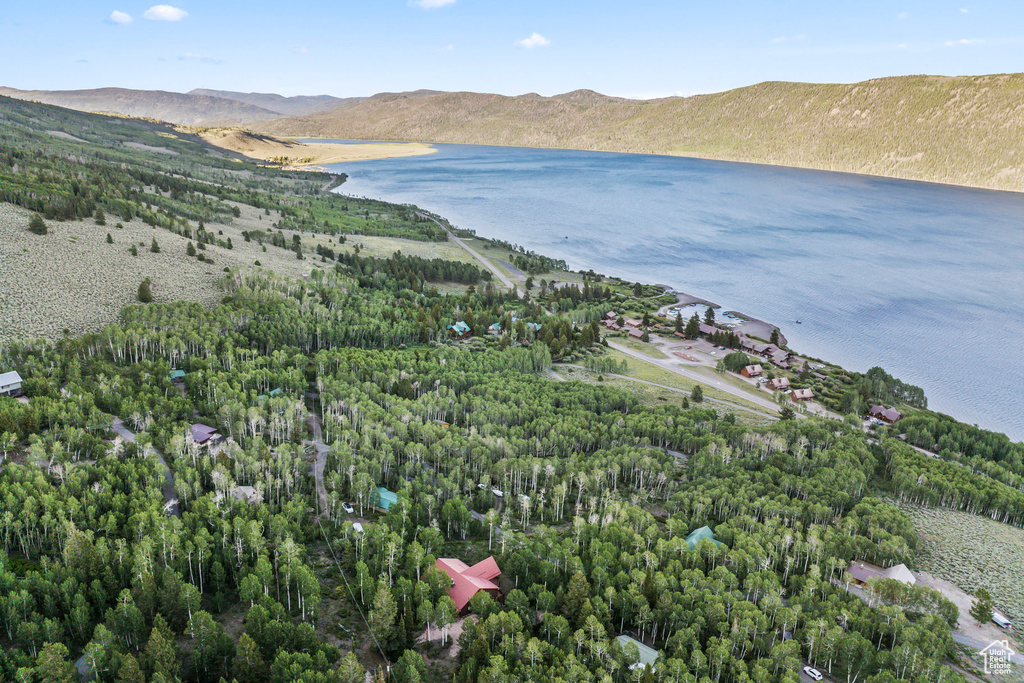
803;667;823;681
342;502;354;514
758;378;768;383
492;487;504;497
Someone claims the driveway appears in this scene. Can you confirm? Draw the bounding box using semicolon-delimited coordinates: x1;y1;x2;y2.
111;416;179;516
305;412;330;516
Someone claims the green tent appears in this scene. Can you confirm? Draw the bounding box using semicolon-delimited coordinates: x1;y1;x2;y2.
616;635;659;671
685;525;725;550
377;487;398;511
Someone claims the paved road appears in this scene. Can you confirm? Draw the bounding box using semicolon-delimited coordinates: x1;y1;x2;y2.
415;211;515;289
111;417;179;516
604;340;792;417
554;363;779;420
496;259;525;278
305;412;330;516
952;632;1024;666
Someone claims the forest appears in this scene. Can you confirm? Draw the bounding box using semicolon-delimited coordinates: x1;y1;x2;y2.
0;94;1017;683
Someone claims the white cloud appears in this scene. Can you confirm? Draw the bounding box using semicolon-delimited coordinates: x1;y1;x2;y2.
944;38;984;46
411;0;455;8
961;8;969;13
515;32;550;49
109;10;133;23
771;36;786;44
144;5;188;21
179;52;221;64
442;43;454;52
898;11;910;19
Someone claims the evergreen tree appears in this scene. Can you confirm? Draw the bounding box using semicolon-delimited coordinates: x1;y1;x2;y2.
691;384;703;403
674;313;683;334
138;278;154;303
28;214;47;235
641;329;650;342
116;655;144;683
106;233;114;244
230;634;267;683
187;242;196;257
969;588;994;625
94;208;106;225
150;238;160;253
684;313;701;339
129;245;138;257
34;643;75;683
704;306;716;324
770;328;780;345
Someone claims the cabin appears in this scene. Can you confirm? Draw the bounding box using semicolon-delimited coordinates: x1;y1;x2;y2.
685;525;725;550
446;321;471;339
845;561;916;586
605;311;617;320
624;319;643;328
168;369;186;382
190;423;221;448
436;556;502;614
526;322;542;332
257;388;283;401
870;405;903;424
698;323;719;337
616;635;659;671
790;388;814;401
766;377;791;391
376;487;398;511
488;322;502;334
0;371;23;397
740;365;763;378
627;328;645;340
231;485;263;505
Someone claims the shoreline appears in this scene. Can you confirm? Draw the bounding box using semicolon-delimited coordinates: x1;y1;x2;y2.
197;128;437;167
277;135;1024;196
657;292;786;346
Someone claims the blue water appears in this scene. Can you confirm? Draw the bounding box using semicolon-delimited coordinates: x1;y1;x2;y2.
326;143;1024;440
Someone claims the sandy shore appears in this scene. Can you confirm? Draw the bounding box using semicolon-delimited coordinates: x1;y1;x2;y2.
198;128;436;167
657;292;785;345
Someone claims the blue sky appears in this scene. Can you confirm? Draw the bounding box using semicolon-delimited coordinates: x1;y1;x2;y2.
1;1;1021;98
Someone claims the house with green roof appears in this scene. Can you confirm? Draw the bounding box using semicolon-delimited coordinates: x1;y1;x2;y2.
168;369;186;381
685;525;725;550
616;635;659;671
376;487;398;511
446;321;471;338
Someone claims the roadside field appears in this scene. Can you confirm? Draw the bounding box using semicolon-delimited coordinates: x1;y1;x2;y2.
899;502;1024;625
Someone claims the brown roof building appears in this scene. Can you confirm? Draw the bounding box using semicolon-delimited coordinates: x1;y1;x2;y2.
766;377;791;391
791;388;814;401
740;365;763;378
869;405;903;423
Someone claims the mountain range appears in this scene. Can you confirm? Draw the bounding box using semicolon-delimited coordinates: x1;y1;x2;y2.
4;74;1024;191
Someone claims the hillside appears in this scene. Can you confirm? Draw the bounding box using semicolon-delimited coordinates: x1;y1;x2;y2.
0;86;283;125
255;74;1024;192
188;88;350;116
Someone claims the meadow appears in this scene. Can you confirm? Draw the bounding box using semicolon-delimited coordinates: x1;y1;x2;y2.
900;503;1024;624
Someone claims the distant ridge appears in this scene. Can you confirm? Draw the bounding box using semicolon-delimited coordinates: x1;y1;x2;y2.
0;86;284;125
187;89;350;117
253;74;1024;193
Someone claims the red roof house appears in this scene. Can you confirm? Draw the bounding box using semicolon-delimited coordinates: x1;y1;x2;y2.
436;557;502;613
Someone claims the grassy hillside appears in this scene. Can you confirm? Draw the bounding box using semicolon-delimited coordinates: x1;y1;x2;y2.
0;86;282;125
188;89;350;117
256;75;1024;192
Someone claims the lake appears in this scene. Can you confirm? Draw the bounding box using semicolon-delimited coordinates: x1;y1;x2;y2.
324;143;1024;440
